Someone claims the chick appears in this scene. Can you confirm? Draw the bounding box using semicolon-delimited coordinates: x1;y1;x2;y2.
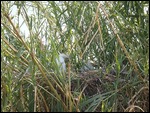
80;60;95;72
56;53;69;72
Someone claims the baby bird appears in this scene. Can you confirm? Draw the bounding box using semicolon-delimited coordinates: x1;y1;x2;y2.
56;53;69;72
80;60;95;72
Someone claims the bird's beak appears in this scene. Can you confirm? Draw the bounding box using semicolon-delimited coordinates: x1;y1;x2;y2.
64;55;69;62
60;53;69;62
65;57;69;62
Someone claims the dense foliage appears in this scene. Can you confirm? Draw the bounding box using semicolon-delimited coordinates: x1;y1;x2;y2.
1;1;149;112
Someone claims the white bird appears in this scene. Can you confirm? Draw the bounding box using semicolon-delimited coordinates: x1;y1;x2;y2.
56;53;69;72
80;60;95;72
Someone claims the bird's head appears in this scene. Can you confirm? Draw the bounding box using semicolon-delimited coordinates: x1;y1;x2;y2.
59;53;69;62
56;53;69;73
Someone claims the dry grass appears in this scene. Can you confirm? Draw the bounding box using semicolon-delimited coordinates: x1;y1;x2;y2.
1;1;149;112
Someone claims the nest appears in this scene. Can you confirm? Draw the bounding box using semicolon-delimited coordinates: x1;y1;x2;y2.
71;69;126;96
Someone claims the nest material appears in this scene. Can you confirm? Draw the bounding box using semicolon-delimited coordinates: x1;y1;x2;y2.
71;69;126;96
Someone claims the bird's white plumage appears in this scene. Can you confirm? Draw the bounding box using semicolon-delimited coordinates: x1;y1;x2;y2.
56;53;69;72
80;60;95;72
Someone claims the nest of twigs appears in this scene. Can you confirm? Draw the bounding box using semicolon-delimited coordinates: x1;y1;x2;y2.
71;69;126;97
